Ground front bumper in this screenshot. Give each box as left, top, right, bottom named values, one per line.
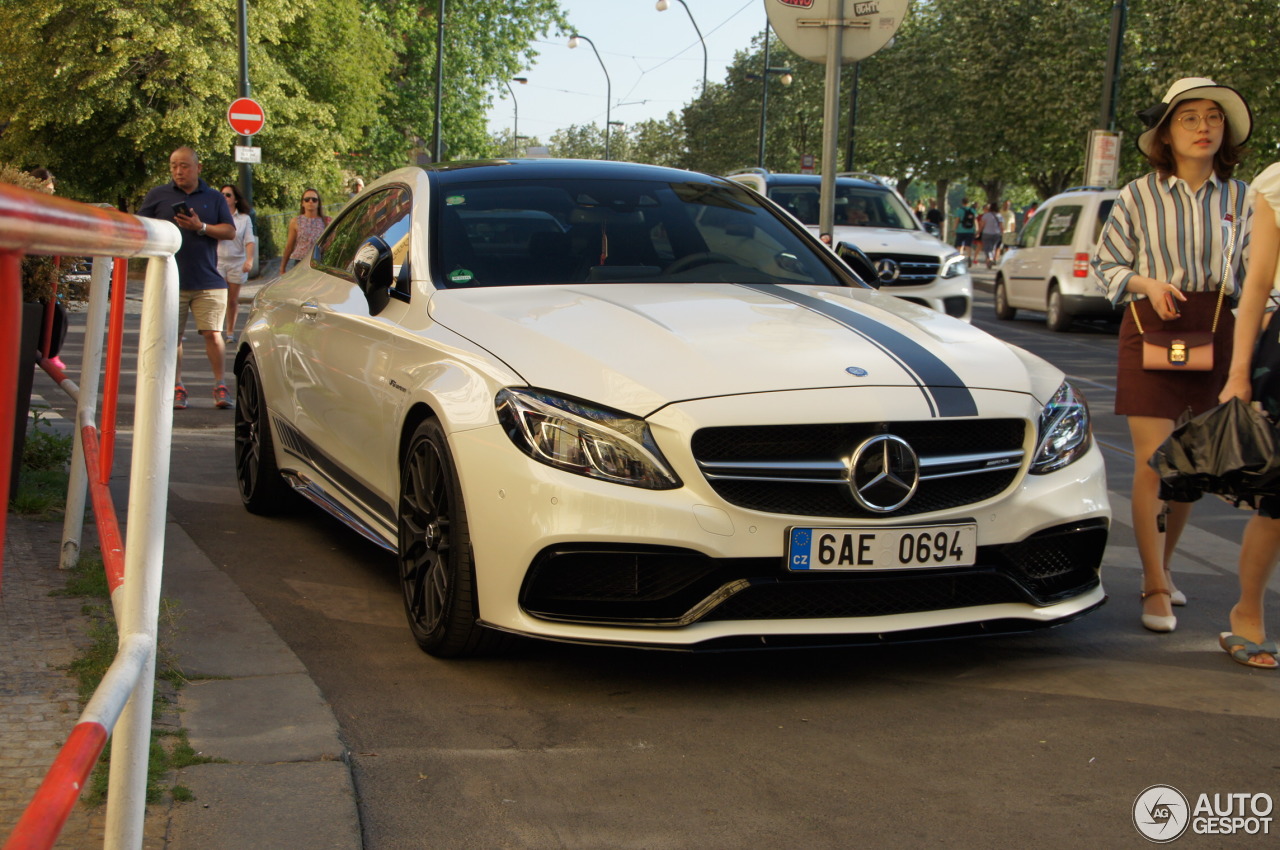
left=450, top=403, right=1110, bottom=648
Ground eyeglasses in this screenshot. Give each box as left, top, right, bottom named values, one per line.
left=302, top=197, right=320, bottom=203
left=222, top=192, right=235, bottom=199
left=1174, top=110, right=1225, bottom=131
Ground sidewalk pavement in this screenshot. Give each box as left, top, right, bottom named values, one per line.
left=2, top=261, right=364, bottom=849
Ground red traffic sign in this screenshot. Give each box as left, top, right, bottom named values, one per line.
left=227, top=98, right=265, bottom=137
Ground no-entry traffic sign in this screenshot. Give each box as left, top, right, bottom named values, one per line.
left=227, top=98, right=265, bottom=137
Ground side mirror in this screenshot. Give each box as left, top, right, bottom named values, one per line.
left=836, top=241, right=880, bottom=288
left=352, top=235, right=393, bottom=315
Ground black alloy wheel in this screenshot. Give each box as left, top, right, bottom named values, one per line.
left=397, top=418, right=502, bottom=657
left=234, top=354, right=290, bottom=513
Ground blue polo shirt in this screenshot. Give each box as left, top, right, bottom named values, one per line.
left=138, top=178, right=232, bottom=291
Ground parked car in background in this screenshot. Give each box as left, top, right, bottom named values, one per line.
left=994, top=187, right=1121, bottom=331
left=726, top=169, right=972, bottom=321
left=235, top=158, right=1108, bottom=657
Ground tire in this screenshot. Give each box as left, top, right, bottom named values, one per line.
left=1045, top=284, right=1073, bottom=332
left=234, top=354, right=292, bottom=514
left=993, top=278, right=1016, bottom=320
left=398, top=418, right=505, bottom=657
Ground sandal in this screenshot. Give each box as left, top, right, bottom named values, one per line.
left=1218, top=633, right=1279, bottom=669
left=1140, top=589, right=1176, bottom=633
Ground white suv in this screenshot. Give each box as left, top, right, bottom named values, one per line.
left=727, top=169, right=972, bottom=321
left=994, top=187, right=1121, bottom=331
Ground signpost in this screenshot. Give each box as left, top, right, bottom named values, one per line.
left=766, top=0, right=905, bottom=241
left=1084, top=130, right=1122, bottom=188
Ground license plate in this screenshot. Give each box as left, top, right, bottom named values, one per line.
left=787, top=524, right=977, bottom=571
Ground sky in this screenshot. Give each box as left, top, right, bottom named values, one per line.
left=484, top=0, right=773, bottom=143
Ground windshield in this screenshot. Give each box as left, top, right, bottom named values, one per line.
left=432, top=178, right=849, bottom=288
left=769, top=183, right=919, bottom=231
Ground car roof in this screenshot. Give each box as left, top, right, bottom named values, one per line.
left=729, top=171, right=884, bottom=191
left=420, top=158, right=725, bottom=188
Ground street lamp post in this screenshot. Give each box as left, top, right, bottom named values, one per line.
left=655, top=0, right=707, bottom=96
left=568, top=34, right=612, bottom=160
left=753, top=27, right=794, bottom=169
left=506, top=76, right=527, bottom=158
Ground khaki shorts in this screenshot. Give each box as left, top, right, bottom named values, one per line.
left=178, top=288, right=228, bottom=335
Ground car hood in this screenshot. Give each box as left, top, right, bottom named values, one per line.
left=429, top=283, right=1031, bottom=416
left=818, top=224, right=954, bottom=254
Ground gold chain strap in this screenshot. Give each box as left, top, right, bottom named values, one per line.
left=1130, top=181, right=1238, bottom=336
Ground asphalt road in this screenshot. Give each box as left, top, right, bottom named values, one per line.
left=41, top=288, right=1280, bottom=849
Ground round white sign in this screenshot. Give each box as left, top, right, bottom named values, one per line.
left=766, top=0, right=908, bottom=65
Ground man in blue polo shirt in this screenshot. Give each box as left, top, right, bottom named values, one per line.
left=138, top=147, right=235, bottom=410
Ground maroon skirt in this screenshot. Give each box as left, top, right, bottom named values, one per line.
left=1115, top=291, right=1235, bottom=420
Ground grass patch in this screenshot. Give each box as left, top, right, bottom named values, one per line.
left=10, top=405, right=72, bottom=518
left=58, top=550, right=209, bottom=806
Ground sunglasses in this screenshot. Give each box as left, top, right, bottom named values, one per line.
left=302, top=197, right=320, bottom=203
left=222, top=192, right=235, bottom=199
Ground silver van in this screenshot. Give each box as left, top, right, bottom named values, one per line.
left=994, top=188, right=1121, bottom=331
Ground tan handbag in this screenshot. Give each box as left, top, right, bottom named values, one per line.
left=1132, top=184, right=1237, bottom=371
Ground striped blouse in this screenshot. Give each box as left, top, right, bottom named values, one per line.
left=1092, top=172, right=1251, bottom=305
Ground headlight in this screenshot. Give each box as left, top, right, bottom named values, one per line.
left=1031, top=381, right=1092, bottom=474
left=496, top=388, right=681, bottom=489
left=940, top=253, right=968, bottom=279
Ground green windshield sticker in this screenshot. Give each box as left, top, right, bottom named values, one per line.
left=445, top=195, right=465, bottom=206
left=448, top=269, right=474, bottom=283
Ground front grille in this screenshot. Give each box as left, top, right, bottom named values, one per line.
left=692, top=420, right=1026, bottom=519
left=866, top=252, right=941, bottom=286
left=519, top=520, right=1107, bottom=626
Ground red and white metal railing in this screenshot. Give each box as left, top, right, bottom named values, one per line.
left=1, top=183, right=180, bottom=850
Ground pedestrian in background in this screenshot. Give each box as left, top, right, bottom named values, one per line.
left=279, top=188, right=330, bottom=275
left=349, top=177, right=365, bottom=199
left=999, top=199, right=1017, bottom=260
left=1214, top=159, right=1280, bottom=669
left=977, top=202, right=1003, bottom=268
left=1093, top=77, right=1252, bottom=634
left=925, top=199, right=945, bottom=238
left=218, top=183, right=256, bottom=342
left=138, top=146, right=236, bottom=410
left=954, top=198, right=978, bottom=264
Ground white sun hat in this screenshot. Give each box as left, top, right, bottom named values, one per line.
left=1136, top=77, right=1252, bottom=157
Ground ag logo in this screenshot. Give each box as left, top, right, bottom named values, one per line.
left=1133, top=784, right=1190, bottom=843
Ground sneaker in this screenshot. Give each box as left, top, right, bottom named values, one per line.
left=174, top=384, right=188, bottom=410
left=213, top=385, right=232, bottom=409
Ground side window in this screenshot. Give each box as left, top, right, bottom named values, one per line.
left=1040, top=204, right=1082, bottom=247
left=315, top=186, right=413, bottom=297
left=1018, top=210, right=1046, bottom=248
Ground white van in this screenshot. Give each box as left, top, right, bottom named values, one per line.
left=727, top=169, right=972, bottom=321
left=994, top=187, right=1121, bottom=331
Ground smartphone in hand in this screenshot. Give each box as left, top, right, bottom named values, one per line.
left=1164, top=292, right=1180, bottom=316
left=171, top=201, right=192, bottom=218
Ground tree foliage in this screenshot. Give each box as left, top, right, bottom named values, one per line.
left=0, top=0, right=567, bottom=210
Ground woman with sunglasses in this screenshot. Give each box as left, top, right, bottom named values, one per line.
left=1093, top=77, right=1253, bottom=634
left=280, top=188, right=330, bottom=275
left=218, top=184, right=256, bottom=341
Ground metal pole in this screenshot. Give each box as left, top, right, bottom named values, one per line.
left=571, top=35, right=611, bottom=160
left=1098, top=0, right=1128, bottom=131
left=506, top=80, right=519, bottom=158
left=433, top=0, right=445, bottom=162
left=818, top=0, right=845, bottom=241
left=236, top=0, right=253, bottom=211
left=758, top=24, right=771, bottom=169
left=844, top=61, right=860, bottom=172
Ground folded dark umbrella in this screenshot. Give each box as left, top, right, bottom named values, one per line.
left=1150, top=397, right=1280, bottom=504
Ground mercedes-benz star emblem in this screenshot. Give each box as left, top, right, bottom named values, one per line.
left=847, top=435, right=920, bottom=512
left=875, top=258, right=900, bottom=284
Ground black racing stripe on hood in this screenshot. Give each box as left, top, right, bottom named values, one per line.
left=738, top=283, right=979, bottom=418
